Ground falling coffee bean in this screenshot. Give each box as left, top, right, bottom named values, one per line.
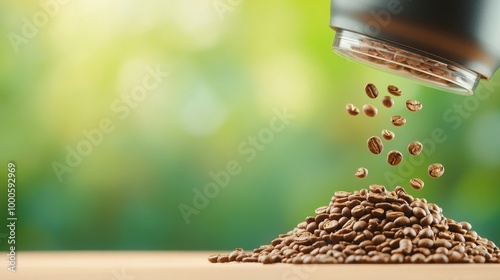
left=387, top=150, right=403, bottom=166
left=363, top=104, right=378, bottom=117
left=365, top=83, right=379, bottom=99
left=408, top=141, right=423, bottom=156
left=406, top=99, right=423, bottom=112
left=382, top=96, right=394, bottom=108
left=391, top=115, right=406, bottom=127
left=387, top=85, right=402, bottom=96
left=355, top=167, right=368, bottom=179
left=428, top=163, right=445, bottom=178
left=367, top=136, right=384, bottom=154
left=410, top=178, right=424, bottom=190
left=382, top=129, right=395, bottom=141
left=346, top=103, right=360, bottom=116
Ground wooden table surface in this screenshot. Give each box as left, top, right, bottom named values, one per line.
left=1, top=251, right=500, bottom=280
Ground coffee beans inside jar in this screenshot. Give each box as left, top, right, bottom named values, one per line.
left=209, top=186, right=500, bottom=264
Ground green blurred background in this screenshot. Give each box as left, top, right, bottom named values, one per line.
left=1, top=0, right=499, bottom=251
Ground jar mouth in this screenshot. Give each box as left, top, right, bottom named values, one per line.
left=333, top=29, right=481, bottom=95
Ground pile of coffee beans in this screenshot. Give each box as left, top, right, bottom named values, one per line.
left=348, top=83, right=443, bottom=190
left=208, top=185, right=500, bottom=264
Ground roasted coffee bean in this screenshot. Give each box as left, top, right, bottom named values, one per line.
left=410, top=178, right=424, bottom=190
left=367, top=136, right=384, bottom=154
left=371, top=208, right=385, bottom=219
left=363, top=104, right=378, bottom=117
left=391, top=115, right=406, bottom=127
left=431, top=253, right=449, bottom=263
left=403, top=227, right=417, bottom=238
left=365, top=83, right=379, bottom=99
left=351, top=205, right=365, bottom=218
left=382, top=96, right=394, bottom=108
left=355, top=167, right=368, bottom=179
left=394, top=216, right=411, bottom=227
left=208, top=254, right=219, bottom=263
left=459, top=221, right=472, bottom=231
left=418, top=238, right=434, bottom=249
left=390, top=253, right=404, bottom=263
left=406, top=99, right=423, bottom=112
left=387, top=85, right=402, bottom=96
left=386, top=211, right=404, bottom=221
left=399, top=239, right=413, bottom=254
left=387, top=150, right=403, bottom=166
left=382, top=129, right=395, bottom=141
left=428, top=163, right=445, bottom=178
left=408, top=141, right=423, bottom=156
left=410, top=253, right=425, bottom=263
left=217, top=255, right=229, bottom=263
left=353, top=221, right=368, bottom=232
left=346, top=103, right=360, bottom=116
left=412, top=208, right=427, bottom=220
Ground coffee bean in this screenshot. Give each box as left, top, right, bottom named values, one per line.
left=382, top=129, right=395, bottom=141
left=420, top=215, right=434, bottom=226
left=410, top=178, right=424, bottom=190
left=403, top=227, right=417, bottom=238
left=406, top=99, right=423, bottom=112
left=394, top=216, right=411, bottom=227
left=391, top=115, right=406, bottom=126
left=418, top=238, right=434, bottom=249
left=353, top=221, right=368, bottom=232
left=208, top=254, right=219, bottom=263
left=355, top=167, right=368, bottom=179
left=323, top=220, right=339, bottom=233
left=351, top=205, right=365, bottom=218
left=432, top=253, right=449, bottom=263
left=363, top=104, right=378, bottom=117
left=382, top=96, right=394, bottom=108
left=217, top=255, right=229, bottom=263
left=369, top=184, right=386, bottom=193
left=428, top=163, right=445, bottom=178
left=294, top=232, right=314, bottom=244
left=367, top=136, right=384, bottom=154
left=346, top=103, right=360, bottom=116
left=387, top=85, right=402, bottom=96
left=387, top=150, right=403, bottom=166
left=408, top=141, right=423, bottom=156
left=365, top=83, right=379, bottom=98
left=386, top=211, right=404, bottom=221
left=459, top=221, right=472, bottom=231
left=411, top=253, right=426, bottom=263
left=399, top=239, right=413, bottom=254
left=390, top=253, right=404, bottom=263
